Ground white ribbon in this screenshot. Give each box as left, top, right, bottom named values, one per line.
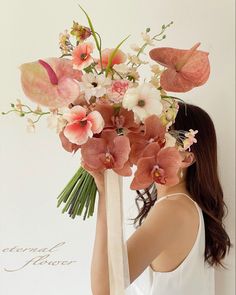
left=104, top=169, right=131, bottom=294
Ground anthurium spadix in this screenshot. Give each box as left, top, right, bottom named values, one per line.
left=19, top=57, right=82, bottom=108
left=149, top=42, right=210, bottom=92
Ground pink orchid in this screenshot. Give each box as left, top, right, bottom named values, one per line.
left=93, top=102, right=140, bottom=133
left=98, top=48, right=127, bottom=69
left=149, top=42, right=210, bottom=92
left=130, top=142, right=182, bottom=190
left=127, top=114, right=166, bottom=165
left=19, top=58, right=82, bottom=108
left=62, top=105, right=104, bottom=145
left=81, top=129, right=132, bottom=176
left=72, top=42, right=94, bottom=70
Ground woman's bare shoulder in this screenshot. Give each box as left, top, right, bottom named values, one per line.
left=144, top=194, right=197, bottom=228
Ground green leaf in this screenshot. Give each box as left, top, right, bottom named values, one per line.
left=79, top=5, right=100, bottom=51
left=105, top=34, right=130, bottom=77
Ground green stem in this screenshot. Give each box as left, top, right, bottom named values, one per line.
left=61, top=171, right=88, bottom=214
left=70, top=172, right=91, bottom=218
left=87, top=181, right=97, bottom=218
left=76, top=173, right=94, bottom=216
left=57, top=167, right=83, bottom=206
left=95, top=31, right=103, bottom=72
left=127, top=21, right=174, bottom=67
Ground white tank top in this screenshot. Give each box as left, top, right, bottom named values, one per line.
left=129, top=192, right=215, bottom=295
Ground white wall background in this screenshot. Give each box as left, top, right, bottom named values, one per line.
left=0, top=0, right=235, bottom=294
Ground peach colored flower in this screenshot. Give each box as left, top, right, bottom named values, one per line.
left=149, top=42, right=210, bottom=92
left=72, top=42, right=94, bottom=70
left=127, top=114, right=166, bottom=165
left=98, top=48, right=127, bottom=69
left=130, top=142, right=182, bottom=190
left=62, top=105, right=104, bottom=145
left=19, top=58, right=82, bottom=108
left=81, top=129, right=132, bottom=176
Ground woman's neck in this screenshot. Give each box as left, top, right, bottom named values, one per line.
left=155, top=180, right=189, bottom=200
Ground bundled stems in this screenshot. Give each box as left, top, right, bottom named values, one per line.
left=57, top=166, right=98, bottom=220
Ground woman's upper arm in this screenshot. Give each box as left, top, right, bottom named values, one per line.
left=126, top=200, right=185, bottom=284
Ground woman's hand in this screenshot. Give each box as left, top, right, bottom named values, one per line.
left=81, top=159, right=105, bottom=196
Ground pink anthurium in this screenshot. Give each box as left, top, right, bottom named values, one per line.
left=81, top=129, right=132, bottom=176
left=62, top=105, right=105, bottom=145
left=149, top=42, right=210, bottom=92
left=19, top=57, right=82, bottom=108
left=130, top=142, right=182, bottom=190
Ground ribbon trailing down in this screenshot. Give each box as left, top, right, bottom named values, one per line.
left=104, top=169, right=131, bottom=295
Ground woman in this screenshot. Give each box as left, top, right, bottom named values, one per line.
left=88, top=102, right=232, bottom=295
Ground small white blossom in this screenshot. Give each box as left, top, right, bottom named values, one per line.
left=130, top=43, right=141, bottom=52
left=15, top=99, right=23, bottom=111
left=163, top=133, right=177, bottom=148
left=141, top=32, right=155, bottom=46
left=127, top=67, right=140, bottom=81
left=149, top=76, right=160, bottom=88
left=127, top=54, right=148, bottom=66
left=47, top=113, right=67, bottom=133
left=151, top=64, right=162, bottom=75
left=34, top=104, right=42, bottom=113
left=113, top=63, right=129, bottom=75
left=26, top=118, right=35, bottom=133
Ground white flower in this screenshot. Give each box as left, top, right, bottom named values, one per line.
left=178, top=129, right=198, bottom=151
left=127, top=67, right=140, bottom=81
left=79, top=73, right=112, bottom=102
left=122, top=83, right=163, bottom=122
left=141, top=32, right=155, bottom=46
left=151, top=64, right=162, bottom=75
left=47, top=113, right=67, bottom=133
left=186, top=129, right=198, bottom=138
left=127, top=54, right=148, bottom=66
left=113, top=63, right=129, bottom=75
left=130, top=43, right=141, bottom=52
left=149, top=76, right=160, bottom=88
left=15, top=99, right=23, bottom=111
left=163, top=133, right=177, bottom=148
left=34, top=104, right=43, bottom=114
left=26, top=118, right=35, bottom=133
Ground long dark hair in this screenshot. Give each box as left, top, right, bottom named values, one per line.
left=130, top=102, right=232, bottom=268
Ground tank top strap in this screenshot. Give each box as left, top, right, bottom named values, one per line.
left=156, top=192, right=194, bottom=204
left=155, top=192, right=201, bottom=214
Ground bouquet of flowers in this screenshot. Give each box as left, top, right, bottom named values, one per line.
left=2, top=5, right=210, bottom=221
